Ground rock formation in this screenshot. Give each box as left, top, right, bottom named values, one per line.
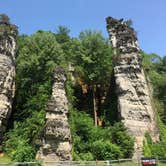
left=0, top=21, right=17, bottom=149
left=106, top=17, right=159, bottom=159
left=37, top=68, right=72, bottom=162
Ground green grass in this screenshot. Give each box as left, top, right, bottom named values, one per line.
left=0, top=154, right=11, bottom=163
left=0, top=155, right=15, bottom=166
left=100, top=161, right=166, bottom=166
left=0, top=159, right=164, bottom=166
left=72, top=161, right=166, bottom=166
left=158, top=161, right=166, bottom=166
left=109, top=161, right=139, bottom=166
left=109, top=161, right=166, bottom=166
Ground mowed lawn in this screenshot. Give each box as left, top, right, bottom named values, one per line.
left=110, top=161, right=166, bottom=166
left=0, top=154, right=11, bottom=163
left=0, top=158, right=165, bottom=166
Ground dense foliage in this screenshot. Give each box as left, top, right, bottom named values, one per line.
left=141, top=52, right=166, bottom=157
left=2, top=27, right=135, bottom=161
left=71, top=110, right=133, bottom=160
left=4, top=31, right=65, bottom=161
left=2, top=21, right=165, bottom=161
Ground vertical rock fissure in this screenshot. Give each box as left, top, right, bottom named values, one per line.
left=0, top=22, right=17, bottom=150
left=106, top=17, right=159, bottom=159
left=37, top=68, right=72, bottom=161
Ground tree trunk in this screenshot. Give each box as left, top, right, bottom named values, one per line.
left=93, top=85, right=98, bottom=127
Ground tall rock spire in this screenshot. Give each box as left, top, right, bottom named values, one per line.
left=0, top=17, right=17, bottom=150
left=106, top=17, right=159, bottom=159
left=37, top=67, right=72, bottom=162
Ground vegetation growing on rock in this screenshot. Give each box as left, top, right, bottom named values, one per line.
left=0, top=15, right=165, bottom=161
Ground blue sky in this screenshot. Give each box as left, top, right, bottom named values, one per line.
left=0, top=0, right=166, bottom=56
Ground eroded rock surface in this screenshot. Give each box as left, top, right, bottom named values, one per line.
left=0, top=22, right=17, bottom=149
left=106, top=17, right=159, bottom=159
left=37, top=68, right=72, bottom=162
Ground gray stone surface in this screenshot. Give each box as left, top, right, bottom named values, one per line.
left=106, top=17, right=159, bottom=159
left=37, top=68, right=72, bottom=161
left=0, top=23, right=17, bottom=149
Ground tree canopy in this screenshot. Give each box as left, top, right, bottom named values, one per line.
left=1, top=22, right=165, bottom=161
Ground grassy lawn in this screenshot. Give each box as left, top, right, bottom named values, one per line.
left=0, top=159, right=164, bottom=166
left=158, top=161, right=166, bottom=166
left=0, top=154, right=15, bottom=166
left=109, top=161, right=140, bottom=166
left=0, top=154, right=11, bottom=163
left=75, top=161, right=166, bottom=165
left=110, top=161, right=166, bottom=166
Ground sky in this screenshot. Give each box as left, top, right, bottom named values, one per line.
left=0, top=0, right=166, bottom=56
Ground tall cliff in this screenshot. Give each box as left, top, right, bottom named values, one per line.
left=37, top=68, right=72, bottom=162
left=106, top=17, right=159, bottom=159
left=0, top=21, right=17, bottom=149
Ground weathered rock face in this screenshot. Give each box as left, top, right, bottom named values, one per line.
left=106, top=17, right=159, bottom=159
left=0, top=23, right=17, bottom=148
left=37, top=68, right=72, bottom=161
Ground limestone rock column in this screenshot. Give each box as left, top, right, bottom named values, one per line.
left=106, top=17, right=159, bottom=159
left=0, top=22, right=17, bottom=149
left=37, top=68, right=72, bottom=162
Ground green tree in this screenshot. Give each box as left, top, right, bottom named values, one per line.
left=76, top=30, right=113, bottom=126
left=15, top=31, right=65, bottom=119
left=70, top=109, right=134, bottom=160
left=142, top=52, right=166, bottom=156
left=91, top=140, right=122, bottom=160
left=55, top=25, right=70, bottom=43
left=4, top=31, right=65, bottom=161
